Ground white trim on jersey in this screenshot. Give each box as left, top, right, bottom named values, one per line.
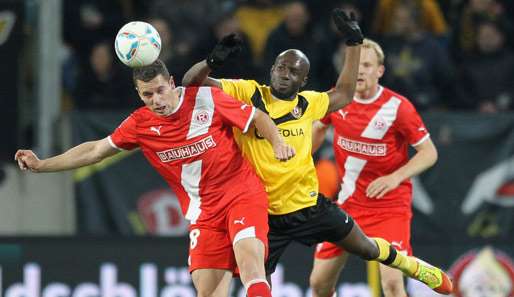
left=361, top=96, right=402, bottom=140
left=233, top=226, right=256, bottom=245
left=187, top=87, right=215, bottom=139
left=242, top=106, right=256, bottom=133
left=107, top=136, right=124, bottom=151
left=412, top=133, right=430, bottom=147
left=353, top=85, right=384, bottom=104
left=182, top=160, right=203, bottom=224
left=337, top=156, right=367, bottom=204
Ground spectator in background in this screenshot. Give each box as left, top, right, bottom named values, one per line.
left=191, top=6, right=259, bottom=80
left=235, top=0, right=284, bottom=63
left=73, top=41, right=135, bottom=110
left=451, top=0, right=511, bottom=60
left=262, top=1, right=323, bottom=89
left=456, top=19, right=514, bottom=112
left=149, top=0, right=222, bottom=67
left=372, top=0, right=448, bottom=40
left=379, top=1, right=454, bottom=110
left=147, top=17, right=193, bottom=84
left=63, top=0, right=128, bottom=62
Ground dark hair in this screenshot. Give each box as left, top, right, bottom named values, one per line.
left=132, top=59, right=170, bottom=88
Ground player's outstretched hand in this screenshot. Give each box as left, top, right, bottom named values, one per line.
left=273, top=142, right=296, bottom=162
left=14, top=150, right=42, bottom=172
left=206, top=33, right=243, bottom=70
left=366, top=174, right=401, bottom=198
left=332, top=8, right=363, bottom=46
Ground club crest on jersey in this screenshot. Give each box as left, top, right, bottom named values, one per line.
left=292, top=106, right=303, bottom=119
left=373, top=117, right=387, bottom=130
left=193, top=110, right=210, bottom=125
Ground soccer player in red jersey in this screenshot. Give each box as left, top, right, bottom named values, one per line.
left=310, top=38, right=441, bottom=297
left=14, top=59, right=296, bottom=297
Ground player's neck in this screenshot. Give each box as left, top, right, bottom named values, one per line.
left=356, top=85, right=381, bottom=102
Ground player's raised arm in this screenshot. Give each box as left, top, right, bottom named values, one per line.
left=252, top=109, right=296, bottom=161
left=326, top=9, right=363, bottom=114
left=14, top=138, right=119, bottom=173
left=182, top=33, right=243, bottom=88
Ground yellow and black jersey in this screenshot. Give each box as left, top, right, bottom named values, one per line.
left=220, top=79, right=329, bottom=215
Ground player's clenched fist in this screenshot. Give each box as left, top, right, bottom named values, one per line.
left=332, top=8, right=363, bottom=46
left=273, top=142, right=296, bottom=161
left=207, top=33, right=243, bottom=70
left=14, top=150, right=41, bottom=172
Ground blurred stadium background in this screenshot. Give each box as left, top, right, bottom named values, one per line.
left=0, top=0, right=514, bottom=296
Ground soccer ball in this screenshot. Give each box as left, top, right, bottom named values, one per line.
left=114, top=21, right=161, bottom=67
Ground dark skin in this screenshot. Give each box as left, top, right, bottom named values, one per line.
left=269, top=50, right=310, bottom=100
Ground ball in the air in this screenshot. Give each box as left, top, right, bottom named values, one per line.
left=114, top=21, right=161, bottom=67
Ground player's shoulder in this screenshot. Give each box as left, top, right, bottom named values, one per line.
left=298, top=89, right=325, bottom=101
left=298, top=90, right=328, bottom=103
left=129, top=106, right=153, bottom=122
left=381, top=87, right=410, bottom=104
left=221, top=78, right=261, bottom=88
left=381, top=86, right=417, bottom=111
left=182, top=85, right=220, bottom=100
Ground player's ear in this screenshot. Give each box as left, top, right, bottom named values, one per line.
left=301, top=75, right=308, bottom=88
left=377, top=65, right=385, bottom=79
left=169, top=76, right=176, bottom=88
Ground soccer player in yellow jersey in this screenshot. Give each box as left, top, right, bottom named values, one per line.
left=183, top=9, right=453, bottom=296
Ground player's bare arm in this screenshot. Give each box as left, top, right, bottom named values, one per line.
left=14, top=138, right=120, bottom=173
left=312, top=121, right=329, bottom=153
left=252, top=109, right=296, bottom=161
left=182, top=34, right=242, bottom=88
left=366, top=137, right=438, bottom=198
left=326, top=9, right=363, bottom=114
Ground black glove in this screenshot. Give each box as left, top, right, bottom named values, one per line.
left=332, top=9, right=363, bottom=46
left=206, top=33, right=243, bottom=70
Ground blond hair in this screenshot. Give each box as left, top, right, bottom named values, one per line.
left=362, top=38, right=385, bottom=65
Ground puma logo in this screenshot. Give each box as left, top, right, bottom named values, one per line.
left=339, top=110, right=348, bottom=120
left=234, top=217, right=245, bottom=225
left=150, top=126, right=162, bottom=136
left=391, top=240, right=403, bottom=249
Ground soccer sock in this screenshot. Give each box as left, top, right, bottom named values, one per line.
left=246, top=279, right=272, bottom=297
left=372, top=237, right=419, bottom=276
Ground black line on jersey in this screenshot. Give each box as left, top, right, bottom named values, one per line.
left=250, top=87, right=309, bottom=125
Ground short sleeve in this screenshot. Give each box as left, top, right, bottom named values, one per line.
left=320, top=113, right=332, bottom=125
left=300, top=90, right=329, bottom=120
left=220, top=79, right=255, bottom=105
left=396, top=99, right=430, bottom=146
left=211, top=88, right=256, bottom=133
left=109, top=116, right=139, bottom=150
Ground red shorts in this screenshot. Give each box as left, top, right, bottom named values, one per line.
left=188, top=195, right=269, bottom=273
left=315, top=205, right=412, bottom=259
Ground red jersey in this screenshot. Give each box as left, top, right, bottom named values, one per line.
left=109, top=86, right=265, bottom=225
left=321, top=86, right=429, bottom=211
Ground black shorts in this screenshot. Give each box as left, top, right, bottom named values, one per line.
left=266, top=194, right=354, bottom=274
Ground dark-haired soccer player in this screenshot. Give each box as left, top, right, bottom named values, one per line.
left=182, top=8, right=453, bottom=295
left=15, top=59, right=296, bottom=297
